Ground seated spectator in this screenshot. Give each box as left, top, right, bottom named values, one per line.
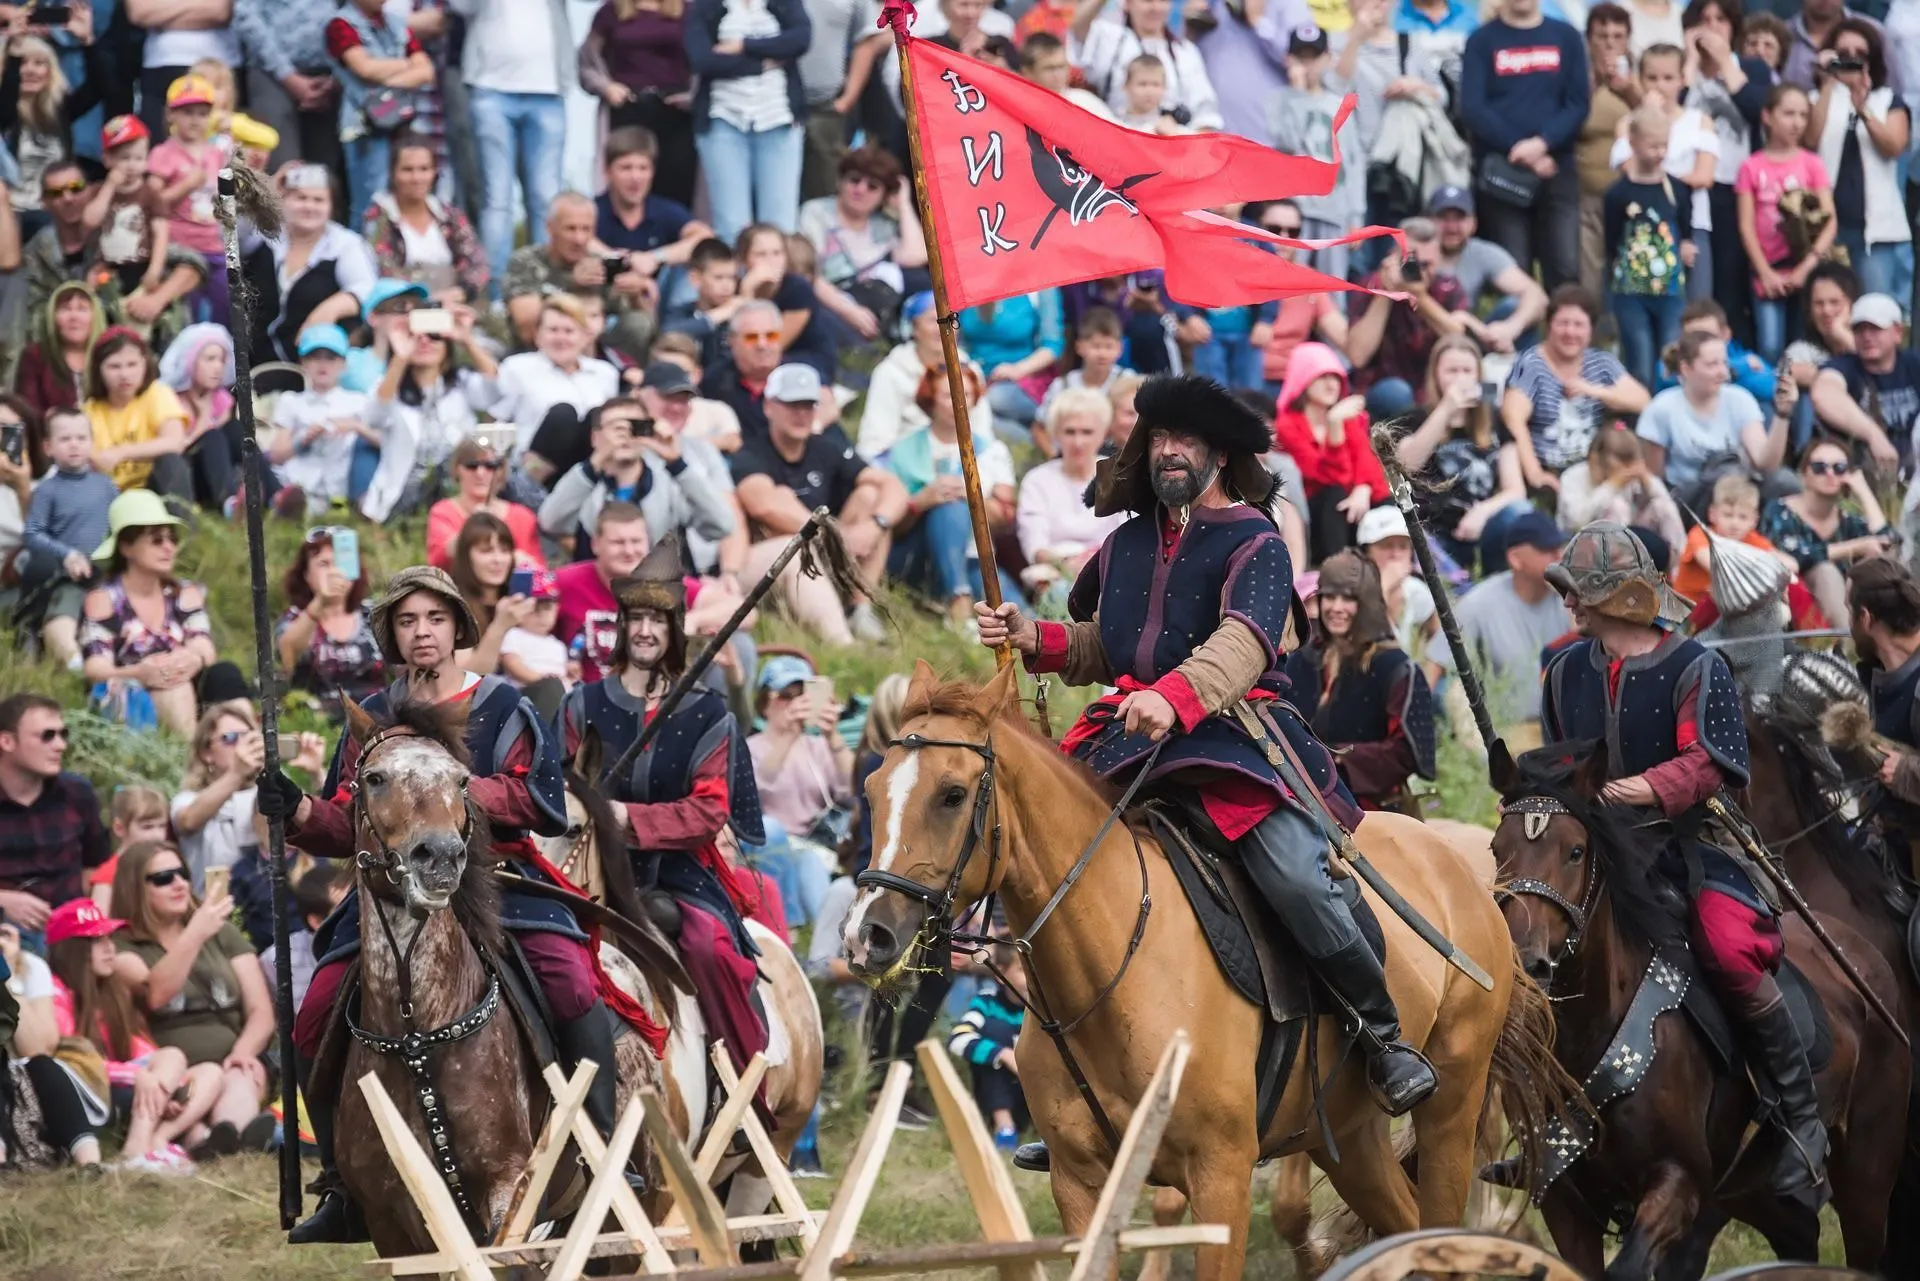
left=1812, top=292, right=1920, bottom=480
left=1071, top=0, right=1221, bottom=129
left=91, top=786, right=170, bottom=913
left=275, top=530, right=384, bottom=719
left=258, top=863, right=346, bottom=1012
left=83, top=327, right=191, bottom=499
left=634, top=359, right=749, bottom=577
left=1500, top=285, right=1647, bottom=491
left=1425, top=512, right=1571, bottom=726
left=554, top=501, right=655, bottom=682
left=109, top=840, right=276, bottom=1154
left=157, top=325, right=238, bottom=513
left=1356, top=506, right=1440, bottom=657
left=1038, top=306, right=1130, bottom=426
left=1781, top=262, right=1859, bottom=452
left=1637, top=328, right=1794, bottom=510
left=361, top=303, right=500, bottom=523
left=172, top=706, right=269, bottom=889
left=1392, top=335, right=1530, bottom=574
left=47, top=898, right=222, bottom=1174
left=266, top=165, right=380, bottom=362
left=0, top=693, right=109, bottom=950
left=1557, top=424, right=1687, bottom=555
left=1017, top=388, right=1128, bottom=610
left=361, top=133, right=489, bottom=305
left=1, top=16, right=120, bottom=243
left=960, top=289, right=1064, bottom=450
left=748, top=655, right=855, bottom=843
left=495, top=295, right=621, bottom=483
left=1428, top=187, right=1549, bottom=355
left=448, top=510, right=534, bottom=677
left=887, top=366, right=1023, bottom=625
left=3, top=915, right=106, bottom=1172
left=22, top=405, right=116, bottom=669
left=326, top=0, right=435, bottom=220
left=81, top=492, right=215, bottom=737
left=660, top=236, right=746, bottom=371
left=702, top=298, right=793, bottom=443
left=945, top=944, right=1028, bottom=1151
left=647, top=333, right=743, bottom=451
left=1250, top=200, right=1348, bottom=391
left=1273, top=342, right=1388, bottom=561
left=1108, top=372, right=1142, bottom=450
left=1763, top=437, right=1894, bottom=629
left=427, top=438, right=545, bottom=571
left=0, top=395, right=27, bottom=562
left=540, top=394, right=735, bottom=562
left=797, top=145, right=929, bottom=343
left=264, top=326, right=376, bottom=515
left=732, top=364, right=904, bottom=645
left=1807, top=21, right=1909, bottom=304
left=860, top=291, right=989, bottom=461
left=499, top=569, right=571, bottom=692
left=14, top=281, right=102, bottom=421
left=1348, top=217, right=1470, bottom=422
left=1671, top=298, right=1776, bottom=403
left=1674, top=472, right=1801, bottom=604
left=736, top=222, right=839, bottom=379
left=506, top=191, right=657, bottom=361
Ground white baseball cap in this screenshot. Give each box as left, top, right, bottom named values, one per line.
left=1852, top=293, right=1904, bottom=330
left=765, top=363, right=824, bottom=404
left=1356, top=505, right=1409, bottom=546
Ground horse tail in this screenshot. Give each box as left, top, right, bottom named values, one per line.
left=1484, top=947, right=1588, bottom=1198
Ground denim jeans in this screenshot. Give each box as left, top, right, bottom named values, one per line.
left=694, top=118, right=804, bottom=245
left=887, top=500, right=1025, bottom=604
left=1611, top=292, right=1684, bottom=391
left=1362, top=377, right=1417, bottom=424
left=743, top=817, right=831, bottom=928
left=1860, top=240, right=1915, bottom=313
left=1753, top=295, right=1796, bottom=365
left=1190, top=333, right=1265, bottom=389
left=1687, top=227, right=1714, bottom=303
left=343, top=134, right=392, bottom=232
left=470, top=88, right=567, bottom=297
left=986, top=380, right=1040, bottom=446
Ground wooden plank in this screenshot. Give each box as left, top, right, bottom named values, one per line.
left=1065, top=1030, right=1191, bottom=1281
left=913, top=1039, right=1042, bottom=1281
left=712, top=1046, right=820, bottom=1249
left=664, top=1050, right=770, bottom=1231
left=372, top=1212, right=829, bottom=1275
left=355, top=1071, right=494, bottom=1281
left=641, top=1084, right=735, bottom=1267
left=551, top=1093, right=650, bottom=1281
left=499, top=1059, right=597, bottom=1245
left=557, top=1065, right=678, bottom=1275
left=797, top=1060, right=910, bottom=1281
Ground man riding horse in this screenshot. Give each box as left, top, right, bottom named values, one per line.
left=976, top=373, right=1436, bottom=1173
left=557, top=536, right=772, bottom=1099
left=1285, top=550, right=1437, bottom=814
left=1538, top=522, right=1827, bottom=1204
left=259, top=567, right=630, bottom=1244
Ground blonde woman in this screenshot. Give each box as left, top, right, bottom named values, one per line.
left=1, top=15, right=117, bottom=241
left=1394, top=335, right=1530, bottom=574
left=581, top=0, right=696, bottom=206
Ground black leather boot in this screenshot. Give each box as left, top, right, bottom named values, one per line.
left=1011, top=1142, right=1050, bottom=1172
left=1735, top=976, right=1829, bottom=1207
left=1315, top=936, right=1438, bottom=1116
left=557, top=1002, right=646, bottom=1193
left=287, top=1056, right=369, bottom=1245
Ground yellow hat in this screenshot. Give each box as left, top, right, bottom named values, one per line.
left=229, top=113, right=279, bottom=153
left=165, top=75, right=216, bottom=109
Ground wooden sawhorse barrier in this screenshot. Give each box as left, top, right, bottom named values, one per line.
left=363, top=1028, right=1222, bottom=1279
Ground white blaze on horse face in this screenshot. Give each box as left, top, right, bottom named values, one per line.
left=842, top=754, right=920, bottom=954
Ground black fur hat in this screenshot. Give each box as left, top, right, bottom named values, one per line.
left=1092, top=373, right=1277, bottom=517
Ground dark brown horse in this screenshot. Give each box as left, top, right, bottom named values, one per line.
left=1494, top=744, right=1907, bottom=1281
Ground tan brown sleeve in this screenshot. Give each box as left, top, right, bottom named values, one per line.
left=1169, top=618, right=1269, bottom=720
left=1055, top=617, right=1117, bottom=687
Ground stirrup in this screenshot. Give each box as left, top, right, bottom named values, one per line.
left=1364, top=1038, right=1439, bottom=1117
left=288, top=1187, right=369, bottom=1245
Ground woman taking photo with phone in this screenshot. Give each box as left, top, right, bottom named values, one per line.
left=360, top=303, right=499, bottom=523
left=275, top=528, right=384, bottom=717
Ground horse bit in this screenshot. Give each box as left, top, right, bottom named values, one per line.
left=343, top=724, right=500, bottom=1228
left=855, top=727, right=1161, bottom=1154
left=1495, top=794, right=1599, bottom=991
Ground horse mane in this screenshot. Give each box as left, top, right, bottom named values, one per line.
left=908, top=677, right=1119, bottom=799
left=1506, top=746, right=1690, bottom=957
left=1745, top=710, right=1902, bottom=924
left=378, top=696, right=474, bottom=767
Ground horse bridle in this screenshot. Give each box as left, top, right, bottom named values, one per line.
left=854, top=728, right=1161, bottom=1154
left=343, top=723, right=499, bottom=1229
left=1495, top=794, right=1601, bottom=990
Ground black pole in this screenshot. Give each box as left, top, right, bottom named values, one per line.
left=218, top=169, right=301, bottom=1228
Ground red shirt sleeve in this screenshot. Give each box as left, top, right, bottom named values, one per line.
left=1346, top=415, right=1389, bottom=495
left=405, top=31, right=424, bottom=57
left=425, top=501, right=461, bottom=571
left=1641, top=684, right=1732, bottom=817
left=324, top=17, right=364, bottom=59
left=507, top=505, right=547, bottom=569
left=623, top=739, right=731, bottom=850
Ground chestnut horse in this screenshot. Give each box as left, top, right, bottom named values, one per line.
left=842, top=663, right=1562, bottom=1281
left=1495, top=744, right=1907, bottom=1280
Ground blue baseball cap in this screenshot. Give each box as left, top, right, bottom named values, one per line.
left=296, top=324, right=350, bottom=359
left=903, top=291, right=936, bottom=323
left=1428, top=185, right=1474, bottom=216
left=756, top=654, right=816, bottom=694
left=1506, top=510, right=1568, bottom=551
left=363, top=278, right=430, bottom=319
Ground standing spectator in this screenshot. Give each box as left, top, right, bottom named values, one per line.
left=0, top=694, right=109, bottom=948
left=493, top=294, right=621, bottom=476
left=959, top=291, right=1064, bottom=451
left=80, top=491, right=216, bottom=737
left=1812, top=292, right=1920, bottom=477
left=686, top=0, right=811, bottom=243
left=326, top=0, right=435, bottom=221
left=1736, top=83, right=1834, bottom=363
left=792, top=0, right=884, bottom=200
left=1500, top=285, right=1648, bottom=490
left=2, top=16, right=120, bottom=243
left=581, top=0, right=700, bottom=209
left=171, top=705, right=265, bottom=889
left=1070, top=0, right=1223, bottom=130
left=455, top=0, right=575, bottom=295
left=1268, top=24, right=1366, bottom=287
left=82, top=327, right=191, bottom=499
left=127, top=0, right=240, bottom=140
left=1783, top=0, right=1885, bottom=92
left=1808, top=22, right=1910, bottom=305
left=1617, top=43, right=1720, bottom=304
left=1274, top=343, right=1389, bottom=559
left=1348, top=217, right=1470, bottom=421
left=1685, top=0, right=1770, bottom=350
left=23, top=405, right=117, bottom=669
left=1017, top=388, right=1126, bottom=608
left=156, top=324, right=238, bottom=513
left=1635, top=328, right=1792, bottom=506
left=859, top=291, right=988, bottom=460
left=1393, top=335, right=1530, bottom=573
left=1325, top=0, right=1452, bottom=173
left=1459, top=0, right=1590, bottom=293
left=145, top=76, right=227, bottom=324
left=267, top=166, right=380, bottom=362
left=233, top=0, right=343, bottom=173
left=1781, top=260, right=1858, bottom=450
left=1017, top=30, right=1118, bottom=121
left=1427, top=187, right=1549, bottom=356
left=14, top=281, right=102, bottom=421
left=275, top=529, right=384, bottom=718
left=1557, top=424, right=1688, bottom=552
left=360, top=135, right=489, bottom=305
left=360, top=305, right=499, bottom=522
left=1606, top=105, right=1696, bottom=390
left=426, top=437, right=545, bottom=569
left=1578, top=5, right=1641, bottom=300
left=1763, top=437, right=1893, bottom=627
left=1425, top=510, right=1570, bottom=725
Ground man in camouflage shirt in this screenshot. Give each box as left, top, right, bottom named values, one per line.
left=504, top=192, right=656, bottom=361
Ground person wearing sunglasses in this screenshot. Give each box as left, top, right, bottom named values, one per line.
left=1763, top=437, right=1894, bottom=628
left=796, top=146, right=928, bottom=344
left=703, top=295, right=821, bottom=447
left=0, top=692, right=110, bottom=952
left=79, top=489, right=215, bottom=737
left=424, top=436, right=546, bottom=571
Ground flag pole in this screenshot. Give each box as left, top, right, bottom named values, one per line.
left=885, top=4, right=1014, bottom=671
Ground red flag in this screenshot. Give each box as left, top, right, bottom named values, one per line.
left=884, top=3, right=1390, bottom=311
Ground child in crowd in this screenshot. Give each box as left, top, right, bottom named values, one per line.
left=1614, top=45, right=1718, bottom=305
left=259, top=862, right=344, bottom=1011
left=947, top=944, right=1029, bottom=1152
left=1039, top=308, right=1130, bottom=418
left=85, top=116, right=170, bottom=324
left=1606, top=105, right=1695, bottom=390
left=145, top=75, right=227, bottom=325
left=1266, top=25, right=1363, bottom=286
left=267, top=325, right=377, bottom=514
left=1181, top=239, right=1278, bottom=393
left=89, top=785, right=172, bottom=912
left=1736, top=84, right=1834, bottom=363
left=228, top=114, right=280, bottom=173
left=187, top=56, right=240, bottom=161
left=500, top=570, right=571, bottom=689
left=1117, top=55, right=1187, bottom=134
left=1674, top=473, right=1801, bottom=604
left=1666, top=299, right=1777, bottom=401
left=661, top=238, right=744, bottom=372
left=1742, top=13, right=1790, bottom=77
left=23, top=406, right=119, bottom=669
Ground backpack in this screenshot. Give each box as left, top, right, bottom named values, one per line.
left=1365, top=35, right=1426, bottom=224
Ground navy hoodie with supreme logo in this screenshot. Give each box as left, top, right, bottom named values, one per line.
left=1459, top=16, right=1592, bottom=163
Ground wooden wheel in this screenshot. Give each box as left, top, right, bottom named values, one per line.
left=1318, top=1228, right=1587, bottom=1281
left=1703, top=1267, right=1876, bottom=1280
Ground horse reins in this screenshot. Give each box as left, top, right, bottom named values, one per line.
left=1495, top=794, right=1601, bottom=993
left=344, top=724, right=499, bottom=1228
left=855, top=728, right=1163, bottom=1154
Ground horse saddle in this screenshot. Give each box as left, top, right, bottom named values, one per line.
left=1674, top=948, right=1834, bottom=1079
left=1140, top=799, right=1386, bottom=1143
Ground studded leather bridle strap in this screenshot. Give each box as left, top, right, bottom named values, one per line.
left=1495, top=793, right=1601, bottom=976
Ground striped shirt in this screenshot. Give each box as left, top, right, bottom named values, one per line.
left=945, top=984, right=1025, bottom=1067
left=708, top=0, right=794, bottom=133
left=1505, top=344, right=1630, bottom=475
